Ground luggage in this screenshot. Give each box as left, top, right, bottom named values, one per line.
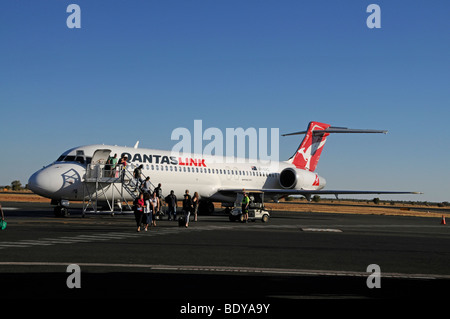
left=178, top=216, right=185, bottom=227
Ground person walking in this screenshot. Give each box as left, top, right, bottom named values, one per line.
left=119, top=155, right=128, bottom=181
left=241, top=191, right=250, bottom=223
left=149, top=191, right=159, bottom=227
left=134, top=193, right=145, bottom=232
left=143, top=192, right=151, bottom=231
left=133, top=164, right=144, bottom=191
left=0, top=203, right=6, bottom=230
left=192, top=192, right=199, bottom=222
left=165, top=190, right=177, bottom=221
left=182, top=190, right=193, bottom=228
left=142, top=177, right=152, bottom=194
left=154, top=183, right=163, bottom=217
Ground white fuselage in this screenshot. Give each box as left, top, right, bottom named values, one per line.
left=28, top=144, right=326, bottom=204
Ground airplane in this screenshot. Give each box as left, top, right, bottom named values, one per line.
left=28, top=121, right=421, bottom=216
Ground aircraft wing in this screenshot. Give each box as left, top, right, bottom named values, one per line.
left=217, top=188, right=422, bottom=199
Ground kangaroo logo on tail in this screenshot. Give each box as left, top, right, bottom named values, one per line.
left=284, top=121, right=388, bottom=172
left=290, top=122, right=330, bottom=172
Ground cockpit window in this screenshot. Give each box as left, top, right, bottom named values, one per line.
left=62, top=156, right=76, bottom=162
left=56, top=150, right=89, bottom=165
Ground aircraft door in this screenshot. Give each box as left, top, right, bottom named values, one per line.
left=91, top=149, right=112, bottom=165
left=88, top=149, right=112, bottom=179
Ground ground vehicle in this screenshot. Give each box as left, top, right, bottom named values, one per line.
left=229, top=191, right=270, bottom=222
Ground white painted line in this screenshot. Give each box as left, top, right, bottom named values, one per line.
left=0, top=262, right=448, bottom=280
left=14, top=240, right=54, bottom=246
left=70, top=235, right=111, bottom=241
left=301, top=228, right=343, bottom=232
left=40, top=237, right=91, bottom=243
left=0, top=244, right=30, bottom=248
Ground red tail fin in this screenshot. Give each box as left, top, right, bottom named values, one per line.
left=289, top=121, right=331, bottom=172
left=285, top=122, right=388, bottom=172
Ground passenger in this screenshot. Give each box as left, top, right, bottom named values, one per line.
left=149, top=191, right=159, bottom=227
left=105, top=155, right=112, bottom=172
left=165, top=190, right=177, bottom=221
left=142, top=177, right=152, bottom=194
left=133, top=164, right=144, bottom=191
left=242, top=192, right=250, bottom=223
left=0, top=203, right=6, bottom=230
left=118, top=155, right=128, bottom=168
left=109, top=153, right=118, bottom=177
left=119, top=155, right=128, bottom=180
left=143, top=192, right=151, bottom=231
left=154, top=183, right=163, bottom=217
left=154, top=183, right=162, bottom=198
left=192, top=192, right=199, bottom=222
left=182, top=190, right=193, bottom=228
left=134, top=193, right=145, bottom=232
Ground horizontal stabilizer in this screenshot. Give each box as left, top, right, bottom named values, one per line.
left=282, top=126, right=388, bottom=136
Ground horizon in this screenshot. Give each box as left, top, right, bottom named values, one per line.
left=1, top=1, right=449, bottom=202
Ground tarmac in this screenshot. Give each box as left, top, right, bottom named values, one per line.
left=1, top=201, right=449, bottom=312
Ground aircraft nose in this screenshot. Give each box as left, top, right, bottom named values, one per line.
left=28, top=167, right=61, bottom=197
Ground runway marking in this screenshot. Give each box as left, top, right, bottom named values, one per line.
left=0, top=223, right=346, bottom=251
left=301, top=228, right=342, bottom=232
left=0, top=224, right=242, bottom=250
left=6, top=222, right=441, bottom=251
left=0, top=261, right=449, bottom=280
left=0, top=242, right=31, bottom=248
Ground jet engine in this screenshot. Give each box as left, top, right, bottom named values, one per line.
left=278, top=167, right=326, bottom=190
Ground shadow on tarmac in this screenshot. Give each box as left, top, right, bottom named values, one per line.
left=2, top=271, right=448, bottom=300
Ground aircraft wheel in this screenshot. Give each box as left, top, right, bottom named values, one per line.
left=53, top=207, right=61, bottom=217
left=54, top=207, right=69, bottom=217
left=199, top=200, right=215, bottom=215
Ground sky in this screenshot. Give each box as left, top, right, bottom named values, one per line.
left=0, top=0, right=449, bottom=202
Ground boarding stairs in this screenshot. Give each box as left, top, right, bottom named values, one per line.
left=82, top=163, right=155, bottom=216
